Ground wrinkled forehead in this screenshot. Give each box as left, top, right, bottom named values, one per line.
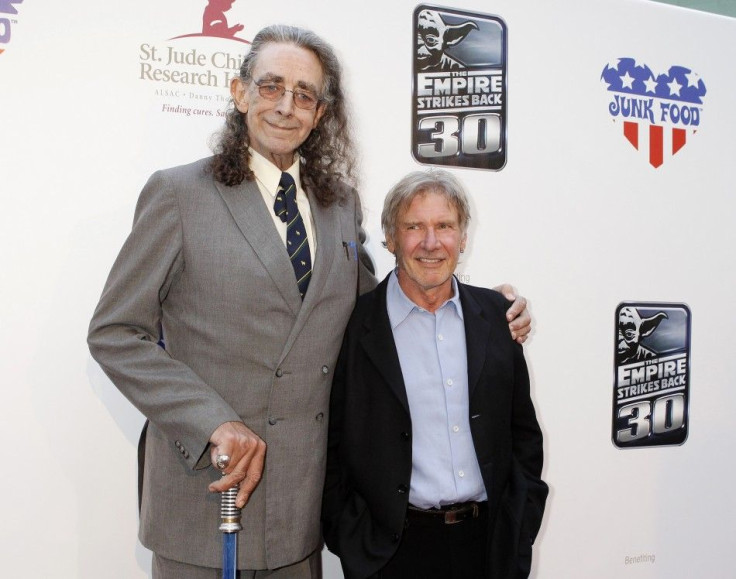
left=401, top=188, right=460, bottom=220
left=418, top=10, right=444, bottom=34
left=252, top=42, right=325, bottom=90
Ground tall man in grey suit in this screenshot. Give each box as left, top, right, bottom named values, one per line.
left=322, top=170, right=547, bottom=579
left=88, top=25, right=531, bottom=579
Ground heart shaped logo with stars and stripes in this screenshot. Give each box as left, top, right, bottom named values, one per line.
left=601, top=58, right=706, bottom=169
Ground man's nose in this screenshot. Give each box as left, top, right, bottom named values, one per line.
left=421, top=228, right=440, bottom=248
left=274, top=90, right=296, bottom=115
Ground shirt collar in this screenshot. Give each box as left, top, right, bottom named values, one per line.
left=386, top=269, right=463, bottom=330
left=248, top=148, right=301, bottom=199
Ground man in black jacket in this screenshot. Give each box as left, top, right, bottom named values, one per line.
left=322, top=169, right=547, bottom=579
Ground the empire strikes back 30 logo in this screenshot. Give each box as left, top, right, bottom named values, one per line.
left=1, top=0, right=24, bottom=56
left=601, top=58, right=707, bottom=169
left=412, top=5, right=507, bottom=170
left=613, top=303, right=691, bottom=449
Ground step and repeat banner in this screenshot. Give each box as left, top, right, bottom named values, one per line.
left=2, top=0, right=735, bottom=577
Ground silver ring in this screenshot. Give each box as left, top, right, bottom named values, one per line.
left=215, top=454, right=230, bottom=470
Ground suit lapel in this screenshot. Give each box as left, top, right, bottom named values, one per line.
left=360, top=277, right=410, bottom=414
left=214, top=178, right=302, bottom=315
left=459, top=283, right=493, bottom=400
left=300, top=192, right=335, bottom=314
left=215, top=178, right=344, bottom=362
left=275, top=191, right=339, bottom=360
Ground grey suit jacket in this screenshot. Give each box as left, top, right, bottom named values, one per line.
left=88, top=157, right=376, bottom=569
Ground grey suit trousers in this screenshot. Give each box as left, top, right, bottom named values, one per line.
left=153, top=550, right=320, bottom=578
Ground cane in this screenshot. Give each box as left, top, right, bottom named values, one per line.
left=216, top=455, right=242, bottom=579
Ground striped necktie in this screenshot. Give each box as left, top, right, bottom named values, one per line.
left=273, top=172, right=312, bottom=299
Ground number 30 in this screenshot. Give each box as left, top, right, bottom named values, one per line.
left=617, top=393, right=685, bottom=443
left=417, top=114, right=501, bottom=158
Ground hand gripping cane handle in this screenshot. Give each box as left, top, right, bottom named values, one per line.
left=216, top=455, right=243, bottom=533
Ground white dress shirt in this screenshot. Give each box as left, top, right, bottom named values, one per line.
left=249, top=148, right=316, bottom=264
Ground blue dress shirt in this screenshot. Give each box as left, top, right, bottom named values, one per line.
left=386, top=270, right=487, bottom=509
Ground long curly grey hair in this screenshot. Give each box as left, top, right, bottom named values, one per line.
left=210, top=24, right=357, bottom=206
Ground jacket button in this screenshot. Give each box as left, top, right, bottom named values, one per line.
left=397, top=484, right=408, bottom=494
left=175, top=440, right=181, bottom=448
left=268, top=417, right=277, bottom=425
left=321, top=365, right=329, bottom=374
left=183, top=451, right=189, bottom=459
left=391, top=533, right=400, bottom=543
left=401, top=431, right=410, bottom=441
left=315, top=413, right=324, bottom=422
left=275, top=368, right=283, bottom=378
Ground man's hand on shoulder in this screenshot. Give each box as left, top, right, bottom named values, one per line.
left=208, top=421, right=267, bottom=508
left=494, top=283, right=531, bottom=344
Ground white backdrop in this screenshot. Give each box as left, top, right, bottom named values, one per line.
left=2, top=0, right=735, bottom=577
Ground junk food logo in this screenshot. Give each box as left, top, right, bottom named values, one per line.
left=412, top=5, right=507, bottom=170
left=1, top=0, right=24, bottom=56
left=613, top=303, right=691, bottom=448
left=601, top=58, right=707, bottom=169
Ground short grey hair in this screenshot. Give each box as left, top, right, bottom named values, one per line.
left=381, top=169, right=471, bottom=241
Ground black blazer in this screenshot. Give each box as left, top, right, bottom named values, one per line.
left=322, top=274, right=548, bottom=579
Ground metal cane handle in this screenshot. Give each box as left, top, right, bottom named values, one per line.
left=219, top=482, right=243, bottom=533
left=216, top=455, right=243, bottom=533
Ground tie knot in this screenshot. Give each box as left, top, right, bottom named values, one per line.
left=274, top=172, right=297, bottom=223
left=279, top=172, right=296, bottom=199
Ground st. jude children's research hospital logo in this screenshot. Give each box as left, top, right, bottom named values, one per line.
left=138, top=0, right=251, bottom=118
left=412, top=5, right=508, bottom=171
left=601, top=58, right=707, bottom=169
left=170, top=0, right=249, bottom=44
left=1, top=0, right=24, bottom=56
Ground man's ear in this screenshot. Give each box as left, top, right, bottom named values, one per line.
left=385, top=235, right=396, bottom=254
left=312, top=101, right=327, bottom=129
left=230, top=77, right=249, bottom=113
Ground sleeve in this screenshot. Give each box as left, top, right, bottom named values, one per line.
left=353, top=189, right=378, bottom=296
left=321, top=327, right=350, bottom=555
left=511, top=343, right=548, bottom=548
left=87, top=170, right=241, bottom=470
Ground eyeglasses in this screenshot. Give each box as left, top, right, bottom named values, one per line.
left=254, top=81, right=321, bottom=110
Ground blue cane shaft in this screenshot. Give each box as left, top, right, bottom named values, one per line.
left=220, top=482, right=242, bottom=579
left=222, top=533, right=237, bottom=579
